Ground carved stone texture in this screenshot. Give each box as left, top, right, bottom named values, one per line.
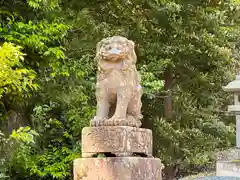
left=91, top=36, right=143, bottom=127
left=216, top=149, right=240, bottom=177
left=81, top=126, right=152, bottom=157
left=216, top=161, right=240, bottom=177
left=73, top=157, right=164, bottom=180
left=217, top=149, right=240, bottom=161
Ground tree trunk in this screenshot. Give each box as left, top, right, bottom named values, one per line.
left=3, top=97, right=31, bottom=134
left=164, top=67, right=173, bottom=119
left=7, top=106, right=31, bottom=134
left=164, top=165, right=178, bottom=180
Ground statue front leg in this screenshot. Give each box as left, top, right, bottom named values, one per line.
left=109, top=86, right=131, bottom=122
left=91, top=86, right=110, bottom=126
left=95, top=99, right=110, bottom=121
left=127, top=85, right=143, bottom=127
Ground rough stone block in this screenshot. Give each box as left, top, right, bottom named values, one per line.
left=216, top=149, right=240, bottom=177
left=73, top=157, right=164, bottom=180
left=217, top=149, right=240, bottom=161
left=81, top=126, right=152, bottom=157
left=216, top=161, right=240, bottom=177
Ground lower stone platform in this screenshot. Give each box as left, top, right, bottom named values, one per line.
left=216, top=161, right=240, bottom=177
left=74, top=157, right=164, bottom=180
left=216, top=148, right=240, bottom=177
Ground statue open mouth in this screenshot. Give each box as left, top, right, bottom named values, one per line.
left=110, top=48, right=121, bottom=54
left=102, top=48, right=126, bottom=62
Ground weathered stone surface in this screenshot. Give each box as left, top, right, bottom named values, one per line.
left=92, top=36, right=143, bottom=128
left=81, top=126, right=152, bottom=157
left=217, top=149, right=240, bottom=161
left=73, top=157, right=164, bottom=180
left=90, top=118, right=142, bottom=128
left=216, top=149, right=240, bottom=177
left=73, top=37, right=164, bottom=180
left=216, top=161, right=240, bottom=177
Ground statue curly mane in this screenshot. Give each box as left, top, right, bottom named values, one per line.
left=95, top=36, right=137, bottom=75
left=91, top=36, right=142, bottom=127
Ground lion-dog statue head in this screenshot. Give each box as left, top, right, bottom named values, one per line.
left=91, top=36, right=142, bottom=127
left=95, top=36, right=136, bottom=64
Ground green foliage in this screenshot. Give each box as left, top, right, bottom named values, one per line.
left=10, top=126, right=39, bottom=144
left=32, top=147, right=79, bottom=178
left=27, top=0, right=61, bottom=11
left=0, top=1, right=77, bottom=179
left=0, top=127, right=39, bottom=180
left=140, top=65, right=165, bottom=97
left=0, top=42, right=37, bottom=98
left=4, top=123, right=79, bottom=179
left=79, top=0, right=239, bottom=178
left=0, top=20, right=70, bottom=77
left=29, top=102, right=81, bottom=179
left=0, top=0, right=240, bottom=179
left=0, top=131, right=10, bottom=180
left=97, top=154, right=107, bottom=158
left=9, top=127, right=39, bottom=177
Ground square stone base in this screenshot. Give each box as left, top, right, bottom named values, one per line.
left=216, top=161, right=240, bottom=177
left=216, top=148, right=240, bottom=177
left=81, top=126, right=152, bottom=157
left=74, top=157, right=164, bottom=180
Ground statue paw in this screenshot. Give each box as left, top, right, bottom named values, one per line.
left=90, top=120, right=96, bottom=126
left=135, top=120, right=142, bottom=128
left=106, top=117, right=127, bottom=126
left=90, top=117, right=107, bottom=127
left=90, top=116, right=141, bottom=127
left=126, top=115, right=142, bottom=127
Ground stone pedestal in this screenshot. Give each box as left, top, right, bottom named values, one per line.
left=74, top=126, right=164, bottom=180
left=74, top=157, right=163, bottom=180
left=216, top=149, right=240, bottom=177
left=81, top=126, right=152, bottom=157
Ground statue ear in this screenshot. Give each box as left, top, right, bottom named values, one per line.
left=128, top=40, right=137, bottom=64
left=95, top=40, right=105, bottom=63
left=96, top=41, right=102, bottom=56
left=128, top=40, right=135, bottom=48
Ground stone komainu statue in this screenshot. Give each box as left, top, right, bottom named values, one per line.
left=90, top=36, right=143, bottom=127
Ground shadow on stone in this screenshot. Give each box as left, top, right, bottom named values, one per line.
left=91, top=152, right=117, bottom=158
left=132, top=152, right=148, bottom=157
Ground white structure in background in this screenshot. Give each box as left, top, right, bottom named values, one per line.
left=223, top=75, right=240, bottom=148
left=216, top=75, right=240, bottom=177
